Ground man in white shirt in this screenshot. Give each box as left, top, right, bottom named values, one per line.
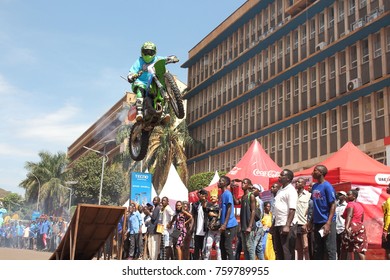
left=160, top=196, right=175, bottom=260
left=335, top=191, right=347, bottom=259
left=191, top=189, right=210, bottom=260
left=272, top=169, right=298, bottom=260
left=295, top=177, right=311, bottom=260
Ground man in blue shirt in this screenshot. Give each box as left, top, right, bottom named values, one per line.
left=309, top=164, right=337, bottom=260
left=218, top=175, right=238, bottom=260
left=39, top=215, right=51, bottom=251
left=126, top=204, right=143, bottom=260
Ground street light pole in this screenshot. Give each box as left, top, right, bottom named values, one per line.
left=83, top=139, right=115, bottom=205
left=30, top=172, right=41, bottom=212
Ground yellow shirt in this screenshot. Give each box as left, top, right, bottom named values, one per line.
left=383, top=197, right=390, bottom=232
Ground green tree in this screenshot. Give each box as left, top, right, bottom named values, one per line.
left=144, top=119, right=193, bottom=195
left=1, top=193, right=23, bottom=213
left=66, top=152, right=126, bottom=206
left=20, top=151, right=68, bottom=215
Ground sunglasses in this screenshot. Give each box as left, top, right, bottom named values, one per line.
left=142, top=49, right=156, bottom=56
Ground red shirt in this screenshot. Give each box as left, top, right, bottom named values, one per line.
left=342, top=201, right=364, bottom=223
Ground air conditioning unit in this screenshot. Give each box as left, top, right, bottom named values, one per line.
left=217, top=141, right=225, bottom=147
left=316, top=42, right=327, bottom=51
left=347, top=78, right=362, bottom=91
left=352, top=19, right=364, bottom=31
left=366, top=10, right=379, bottom=23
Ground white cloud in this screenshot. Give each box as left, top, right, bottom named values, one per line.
left=12, top=104, right=89, bottom=145
left=0, top=74, right=17, bottom=96
left=0, top=142, right=36, bottom=157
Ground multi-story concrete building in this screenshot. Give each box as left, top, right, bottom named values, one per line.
left=183, top=0, right=390, bottom=178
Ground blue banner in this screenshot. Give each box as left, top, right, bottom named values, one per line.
left=130, top=172, right=152, bottom=206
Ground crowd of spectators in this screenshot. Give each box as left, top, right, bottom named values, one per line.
left=0, top=214, right=68, bottom=253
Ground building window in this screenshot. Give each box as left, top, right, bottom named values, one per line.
left=348, top=0, right=355, bottom=16
left=373, top=33, right=382, bottom=58
left=271, top=133, right=276, bottom=153
left=339, top=51, right=346, bottom=73
left=338, top=0, right=345, bottom=22
left=341, top=105, right=348, bottom=129
left=302, top=120, right=308, bottom=142
left=329, top=56, right=336, bottom=79
left=278, top=40, right=283, bottom=58
left=310, top=67, right=317, bottom=88
left=311, top=117, right=318, bottom=139
left=328, top=7, right=335, bottom=27
left=271, top=44, right=276, bottom=63
left=286, top=126, right=291, bottom=148
left=321, top=113, right=327, bottom=136
left=320, top=62, right=326, bottom=84
left=362, top=39, right=369, bottom=63
left=277, top=85, right=283, bottom=104
left=359, top=0, right=367, bottom=9
left=263, top=135, right=269, bottom=153
left=301, top=24, right=307, bottom=45
left=319, top=13, right=325, bottom=33
left=294, top=75, right=299, bottom=96
left=294, top=124, right=300, bottom=145
left=271, top=88, right=276, bottom=108
left=286, top=80, right=291, bottom=100
left=302, top=71, right=307, bottom=92
left=350, top=45, right=357, bottom=68
left=286, top=35, right=291, bottom=53
left=278, top=130, right=283, bottom=151
left=330, top=109, right=338, bottom=133
left=294, top=30, right=299, bottom=49
left=310, top=19, right=316, bottom=39
left=387, top=28, right=390, bottom=52
left=363, top=96, right=371, bottom=122
left=352, top=100, right=360, bottom=126
left=375, top=91, right=384, bottom=117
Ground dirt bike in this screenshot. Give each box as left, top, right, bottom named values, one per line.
left=127, top=56, right=185, bottom=161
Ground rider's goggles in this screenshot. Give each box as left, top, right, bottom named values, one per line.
left=142, top=49, right=156, bottom=56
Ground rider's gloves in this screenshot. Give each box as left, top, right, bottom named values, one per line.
left=166, top=55, right=179, bottom=63
left=127, top=73, right=138, bottom=83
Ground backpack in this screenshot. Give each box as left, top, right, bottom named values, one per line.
left=247, top=192, right=262, bottom=222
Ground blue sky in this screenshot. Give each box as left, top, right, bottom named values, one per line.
left=0, top=0, right=246, bottom=195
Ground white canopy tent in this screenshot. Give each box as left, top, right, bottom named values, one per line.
left=159, top=164, right=189, bottom=209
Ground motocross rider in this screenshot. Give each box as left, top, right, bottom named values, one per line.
left=127, top=41, right=177, bottom=124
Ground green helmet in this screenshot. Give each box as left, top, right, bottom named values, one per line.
left=141, top=41, right=157, bottom=63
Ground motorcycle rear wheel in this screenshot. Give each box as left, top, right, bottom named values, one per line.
left=129, top=122, right=150, bottom=161
left=164, top=72, right=185, bottom=119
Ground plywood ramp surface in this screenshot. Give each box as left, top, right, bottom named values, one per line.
left=50, top=204, right=126, bottom=260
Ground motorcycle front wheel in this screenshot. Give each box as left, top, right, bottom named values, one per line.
left=164, top=72, right=185, bottom=119
left=129, top=122, right=150, bottom=161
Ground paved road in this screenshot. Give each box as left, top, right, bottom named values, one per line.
left=0, top=248, right=52, bottom=260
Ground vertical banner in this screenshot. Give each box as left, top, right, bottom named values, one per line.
left=130, top=172, right=152, bottom=206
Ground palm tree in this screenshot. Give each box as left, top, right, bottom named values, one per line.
left=20, top=151, right=69, bottom=215
left=144, top=118, right=193, bottom=194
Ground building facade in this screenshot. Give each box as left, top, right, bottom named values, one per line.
left=183, top=0, right=390, bottom=178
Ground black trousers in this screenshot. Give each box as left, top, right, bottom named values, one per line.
left=193, top=235, right=205, bottom=260
left=220, top=226, right=238, bottom=260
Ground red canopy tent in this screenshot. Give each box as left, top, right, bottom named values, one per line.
left=294, top=141, right=390, bottom=247
left=188, top=139, right=282, bottom=203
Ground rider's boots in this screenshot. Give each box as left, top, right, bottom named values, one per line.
left=136, top=98, right=143, bottom=122
left=161, top=112, right=170, bottom=126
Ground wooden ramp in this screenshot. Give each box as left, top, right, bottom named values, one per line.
left=50, top=203, right=126, bottom=260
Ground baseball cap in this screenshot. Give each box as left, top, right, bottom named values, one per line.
left=337, top=191, right=347, bottom=196
left=252, top=184, right=264, bottom=192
